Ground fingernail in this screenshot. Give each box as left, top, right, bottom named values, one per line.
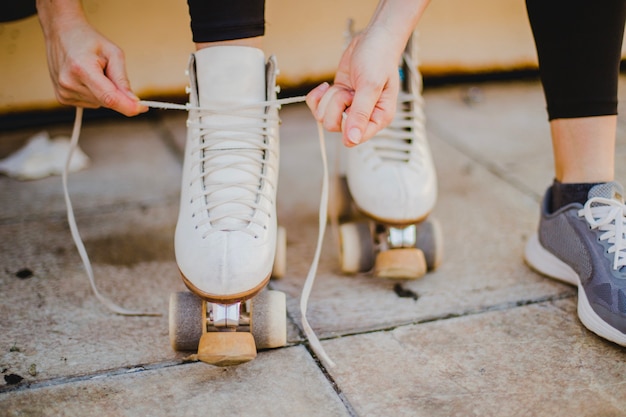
left=347, top=127, right=362, bottom=144
left=319, top=82, right=330, bottom=92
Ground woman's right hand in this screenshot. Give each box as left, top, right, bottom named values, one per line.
left=306, top=27, right=401, bottom=147
left=37, top=0, right=147, bottom=116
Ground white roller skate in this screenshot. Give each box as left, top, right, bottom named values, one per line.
left=169, top=46, right=287, bottom=366
left=334, top=32, right=443, bottom=279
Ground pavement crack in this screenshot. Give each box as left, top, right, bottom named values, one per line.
left=0, top=360, right=186, bottom=395
left=301, top=342, right=360, bottom=417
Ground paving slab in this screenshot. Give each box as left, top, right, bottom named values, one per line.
left=0, top=106, right=310, bottom=384
left=1, top=78, right=624, bottom=416
left=0, top=203, right=184, bottom=385
left=426, top=77, right=626, bottom=197
left=0, top=200, right=301, bottom=388
left=0, top=116, right=181, bottom=221
left=423, top=80, right=554, bottom=198
left=1, top=346, right=351, bottom=417
left=322, top=298, right=626, bottom=417
left=270, top=103, right=572, bottom=340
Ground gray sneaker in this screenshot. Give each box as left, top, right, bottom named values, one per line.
left=525, top=181, right=626, bottom=346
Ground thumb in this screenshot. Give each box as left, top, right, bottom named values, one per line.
left=102, top=51, right=147, bottom=115
left=106, top=61, right=136, bottom=100
left=342, top=86, right=380, bottom=146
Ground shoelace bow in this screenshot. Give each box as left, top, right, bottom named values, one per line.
left=64, top=97, right=336, bottom=367
left=579, top=196, right=626, bottom=273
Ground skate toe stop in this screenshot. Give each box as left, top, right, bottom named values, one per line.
left=197, top=332, right=257, bottom=366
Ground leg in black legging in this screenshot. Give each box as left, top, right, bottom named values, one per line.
left=187, top=0, right=265, bottom=43
left=526, top=0, right=626, bottom=120
left=524, top=1, right=626, bottom=350
left=0, top=1, right=36, bottom=22
left=526, top=0, right=626, bottom=201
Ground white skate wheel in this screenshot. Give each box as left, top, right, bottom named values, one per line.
left=251, top=290, right=287, bottom=349
left=169, top=292, right=204, bottom=351
left=272, top=226, right=287, bottom=279
left=329, top=175, right=352, bottom=221
left=339, top=222, right=375, bottom=274
left=416, top=218, right=443, bottom=270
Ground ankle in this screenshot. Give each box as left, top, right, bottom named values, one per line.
left=195, top=36, right=264, bottom=51
left=550, top=179, right=605, bottom=212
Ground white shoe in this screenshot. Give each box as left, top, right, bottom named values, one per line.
left=345, top=32, right=437, bottom=224
left=175, top=46, right=280, bottom=303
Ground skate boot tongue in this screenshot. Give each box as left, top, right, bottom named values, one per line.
left=195, top=46, right=266, bottom=106
left=193, top=47, right=268, bottom=231
left=588, top=181, right=625, bottom=204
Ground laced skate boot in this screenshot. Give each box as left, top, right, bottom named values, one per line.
left=170, top=46, right=286, bottom=366
left=525, top=182, right=626, bottom=347
left=336, top=31, right=442, bottom=279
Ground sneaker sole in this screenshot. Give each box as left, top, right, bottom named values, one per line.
left=524, top=233, right=578, bottom=286
left=525, top=233, right=626, bottom=347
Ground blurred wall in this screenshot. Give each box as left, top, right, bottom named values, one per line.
left=1, top=0, right=617, bottom=114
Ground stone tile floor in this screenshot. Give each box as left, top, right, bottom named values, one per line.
left=1, top=78, right=625, bottom=416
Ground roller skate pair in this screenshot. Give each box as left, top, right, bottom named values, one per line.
left=169, top=33, right=441, bottom=366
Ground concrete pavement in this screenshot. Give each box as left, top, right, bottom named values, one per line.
left=1, top=77, right=625, bottom=416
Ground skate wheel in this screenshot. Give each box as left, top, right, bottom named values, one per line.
left=374, top=248, right=427, bottom=279
left=251, top=290, right=287, bottom=349
left=197, top=332, right=257, bottom=366
left=339, top=222, right=375, bottom=274
left=416, top=218, right=443, bottom=270
left=329, top=175, right=352, bottom=221
left=169, top=292, right=204, bottom=351
left=272, top=226, right=287, bottom=279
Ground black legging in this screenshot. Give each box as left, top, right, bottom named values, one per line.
left=0, top=1, right=265, bottom=42
left=526, top=0, right=626, bottom=120
left=0, top=2, right=36, bottom=22
left=187, top=0, right=265, bottom=43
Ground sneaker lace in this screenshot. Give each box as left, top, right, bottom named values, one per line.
left=186, top=103, right=279, bottom=238
left=579, top=197, right=626, bottom=273
left=367, top=53, right=427, bottom=172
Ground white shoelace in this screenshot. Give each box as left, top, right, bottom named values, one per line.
left=62, top=107, right=160, bottom=316
left=186, top=103, right=278, bottom=237
left=367, top=53, right=427, bottom=171
left=64, top=97, right=335, bottom=367
left=579, top=197, right=626, bottom=273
